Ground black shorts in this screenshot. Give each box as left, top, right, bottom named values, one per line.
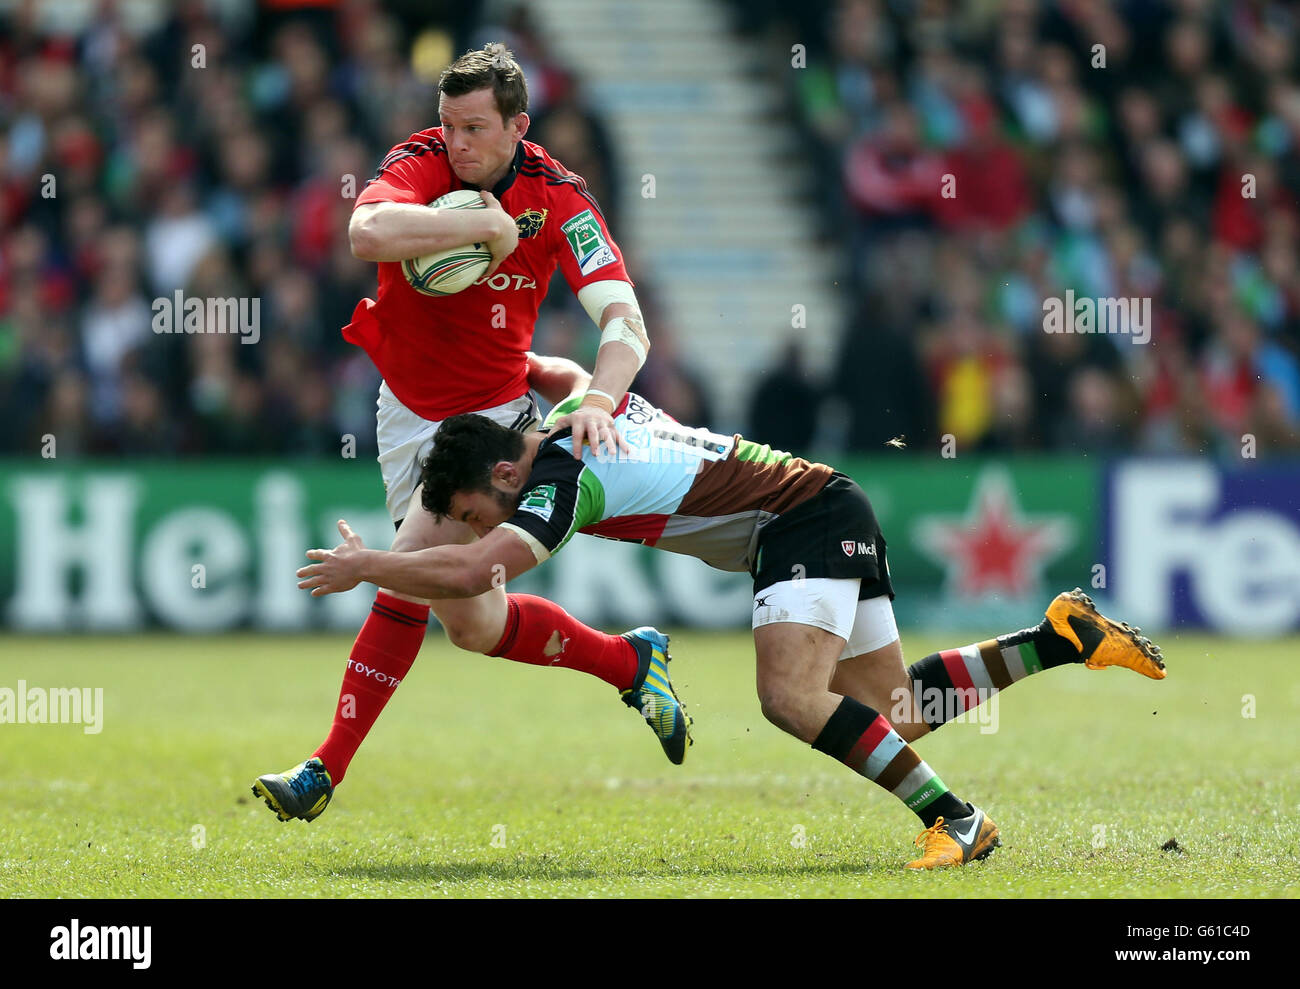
left=752, top=473, right=894, bottom=600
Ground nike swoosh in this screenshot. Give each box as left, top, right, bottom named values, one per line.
left=1067, top=614, right=1106, bottom=659
left=954, top=816, right=981, bottom=845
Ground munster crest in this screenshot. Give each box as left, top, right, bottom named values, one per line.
left=515, top=208, right=548, bottom=238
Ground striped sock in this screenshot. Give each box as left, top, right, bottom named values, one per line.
left=907, top=620, right=1081, bottom=732
left=812, top=696, right=968, bottom=827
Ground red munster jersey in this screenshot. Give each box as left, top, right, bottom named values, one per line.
left=344, top=129, right=630, bottom=420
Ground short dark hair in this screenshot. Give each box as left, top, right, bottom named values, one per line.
left=421, top=414, right=526, bottom=518
left=438, top=43, right=528, bottom=122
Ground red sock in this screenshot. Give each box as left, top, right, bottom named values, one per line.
left=313, top=592, right=428, bottom=784
left=489, top=594, right=639, bottom=690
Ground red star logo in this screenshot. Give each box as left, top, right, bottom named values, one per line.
left=914, top=469, right=1074, bottom=599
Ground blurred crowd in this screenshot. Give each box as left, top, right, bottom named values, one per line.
left=0, top=0, right=704, bottom=457
left=755, top=0, right=1300, bottom=456
left=3, top=0, right=1298, bottom=461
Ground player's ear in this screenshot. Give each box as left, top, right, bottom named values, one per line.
left=510, top=111, right=530, bottom=140
left=493, top=461, right=517, bottom=487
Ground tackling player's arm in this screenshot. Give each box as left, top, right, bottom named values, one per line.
left=297, top=520, right=538, bottom=599
left=349, top=191, right=518, bottom=274
left=525, top=351, right=592, bottom=405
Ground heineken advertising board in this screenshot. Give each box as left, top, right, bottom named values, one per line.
left=1, top=457, right=1295, bottom=634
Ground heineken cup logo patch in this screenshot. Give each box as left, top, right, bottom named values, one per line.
left=519, top=484, right=557, bottom=522
left=561, top=209, right=616, bottom=275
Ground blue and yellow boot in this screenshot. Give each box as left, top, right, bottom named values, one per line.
left=252, top=757, right=334, bottom=822
left=620, top=628, right=693, bottom=765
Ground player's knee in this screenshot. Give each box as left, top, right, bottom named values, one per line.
left=757, top=682, right=805, bottom=732
left=390, top=525, right=431, bottom=553
left=440, top=615, right=500, bottom=654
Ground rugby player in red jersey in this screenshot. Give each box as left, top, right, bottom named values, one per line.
left=252, top=45, right=689, bottom=823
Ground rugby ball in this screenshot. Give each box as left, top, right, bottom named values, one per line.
left=402, top=189, right=493, bottom=296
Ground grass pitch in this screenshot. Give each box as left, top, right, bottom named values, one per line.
left=1, top=629, right=1297, bottom=898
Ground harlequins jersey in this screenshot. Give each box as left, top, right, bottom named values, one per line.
left=499, top=393, right=835, bottom=572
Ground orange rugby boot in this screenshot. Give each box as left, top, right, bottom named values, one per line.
left=1045, top=588, right=1166, bottom=680
left=905, top=803, right=1000, bottom=869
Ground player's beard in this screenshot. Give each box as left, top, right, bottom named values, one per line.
left=496, top=487, right=523, bottom=515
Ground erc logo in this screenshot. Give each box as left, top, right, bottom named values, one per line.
left=519, top=484, right=557, bottom=522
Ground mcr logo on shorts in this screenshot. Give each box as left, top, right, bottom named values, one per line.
left=842, top=540, right=876, bottom=557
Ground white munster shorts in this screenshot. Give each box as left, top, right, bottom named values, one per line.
left=752, top=577, right=900, bottom=661
left=375, top=380, right=540, bottom=524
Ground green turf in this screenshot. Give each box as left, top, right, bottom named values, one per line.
left=1, top=630, right=1297, bottom=898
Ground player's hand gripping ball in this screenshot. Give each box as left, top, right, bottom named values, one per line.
left=402, top=189, right=494, bottom=296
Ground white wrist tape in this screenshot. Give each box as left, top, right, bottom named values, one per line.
left=578, top=280, right=648, bottom=369
left=577, top=279, right=638, bottom=323
left=583, top=388, right=617, bottom=409
left=599, top=315, right=648, bottom=367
